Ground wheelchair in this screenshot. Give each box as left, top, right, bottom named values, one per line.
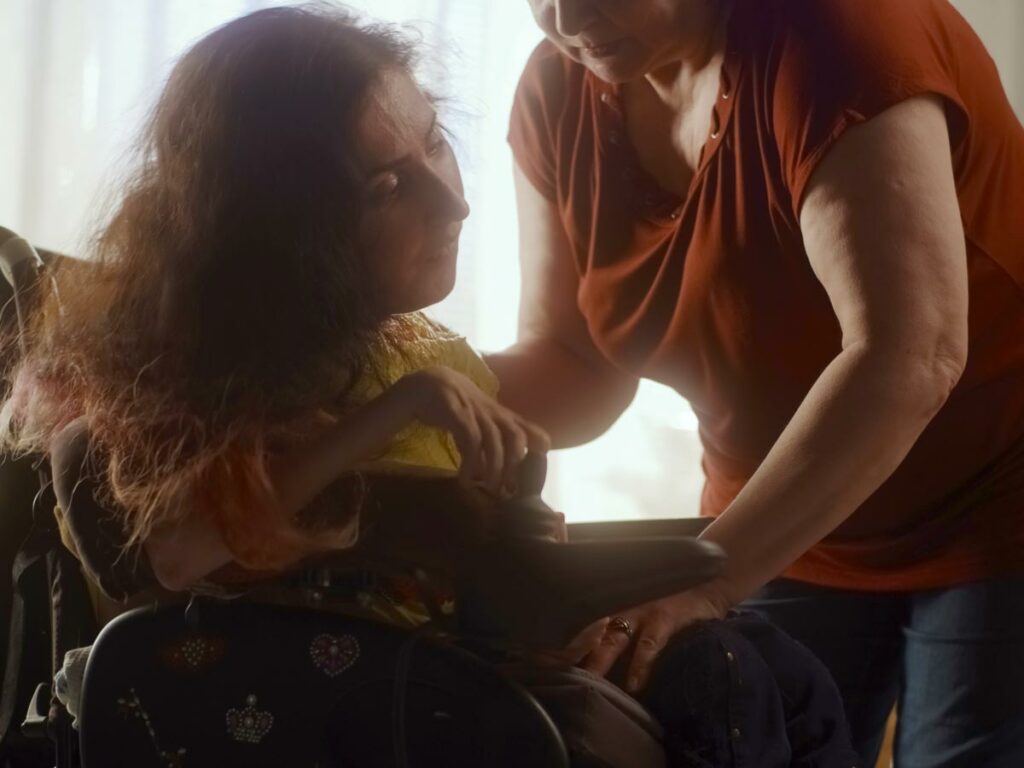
left=0, top=227, right=723, bottom=768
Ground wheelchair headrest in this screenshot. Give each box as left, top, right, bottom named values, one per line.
left=0, top=227, right=62, bottom=359
left=0, top=229, right=43, bottom=275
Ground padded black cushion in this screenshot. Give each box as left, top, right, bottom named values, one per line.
left=79, top=600, right=569, bottom=768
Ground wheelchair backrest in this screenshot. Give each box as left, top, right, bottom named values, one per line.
left=80, top=599, right=569, bottom=768
left=0, top=230, right=95, bottom=767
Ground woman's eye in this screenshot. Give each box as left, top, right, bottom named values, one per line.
left=369, top=172, right=401, bottom=203
left=427, top=127, right=448, bottom=157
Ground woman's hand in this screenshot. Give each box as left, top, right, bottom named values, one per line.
left=397, top=365, right=551, bottom=492
left=581, top=583, right=731, bottom=694
left=529, top=617, right=610, bottom=667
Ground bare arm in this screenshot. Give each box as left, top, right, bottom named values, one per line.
left=145, top=367, right=549, bottom=591
left=143, top=384, right=418, bottom=590
left=484, top=165, right=639, bottom=448
left=700, top=95, right=968, bottom=605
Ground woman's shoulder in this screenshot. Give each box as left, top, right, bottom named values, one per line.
left=513, top=39, right=590, bottom=124
left=739, top=0, right=962, bottom=70
left=373, top=313, right=497, bottom=399
left=735, top=0, right=972, bottom=147
left=736, top=0, right=973, bottom=213
left=509, top=41, right=594, bottom=200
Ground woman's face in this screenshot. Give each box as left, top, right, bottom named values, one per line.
left=526, top=0, right=718, bottom=82
left=355, top=69, right=469, bottom=315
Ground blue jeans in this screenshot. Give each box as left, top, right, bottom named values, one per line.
left=638, top=612, right=860, bottom=767
left=744, top=575, right=1024, bottom=767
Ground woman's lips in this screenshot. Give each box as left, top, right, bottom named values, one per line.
left=580, top=39, right=624, bottom=59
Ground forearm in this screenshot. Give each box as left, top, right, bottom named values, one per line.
left=146, top=384, right=419, bottom=590
left=700, top=343, right=962, bottom=605
left=485, top=339, right=637, bottom=448
left=267, top=383, right=417, bottom=520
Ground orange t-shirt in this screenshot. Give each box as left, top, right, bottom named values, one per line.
left=508, top=0, right=1024, bottom=590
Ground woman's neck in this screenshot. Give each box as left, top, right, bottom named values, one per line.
left=643, top=0, right=735, bottom=110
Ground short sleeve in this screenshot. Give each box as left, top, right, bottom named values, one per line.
left=768, top=0, right=969, bottom=219
left=507, top=40, right=567, bottom=201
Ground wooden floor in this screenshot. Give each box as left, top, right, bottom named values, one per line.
left=875, top=710, right=897, bottom=767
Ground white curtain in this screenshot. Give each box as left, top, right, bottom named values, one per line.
left=0, top=1, right=1020, bottom=523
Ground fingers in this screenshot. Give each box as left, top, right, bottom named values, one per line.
left=467, top=409, right=548, bottom=495
left=495, top=413, right=549, bottom=494
left=476, top=415, right=505, bottom=492
left=528, top=647, right=584, bottom=668
left=625, top=610, right=674, bottom=694
left=499, top=421, right=528, bottom=493
left=566, top=617, right=609, bottom=657
left=520, top=419, right=551, bottom=454
left=527, top=617, right=609, bottom=668
left=450, top=414, right=484, bottom=486
left=551, top=510, right=568, bottom=543
left=581, top=621, right=633, bottom=678
left=408, top=366, right=549, bottom=492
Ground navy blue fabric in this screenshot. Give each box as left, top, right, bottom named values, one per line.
left=637, top=612, right=860, bottom=767
left=745, top=576, right=1024, bottom=767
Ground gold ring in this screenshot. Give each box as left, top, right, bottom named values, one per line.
left=608, top=616, right=634, bottom=639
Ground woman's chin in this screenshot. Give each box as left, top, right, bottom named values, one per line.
left=575, top=42, right=647, bottom=83
left=426, top=247, right=459, bottom=305
left=394, top=269, right=457, bottom=314
left=427, top=268, right=458, bottom=308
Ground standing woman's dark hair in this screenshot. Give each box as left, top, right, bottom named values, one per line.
left=1, top=6, right=430, bottom=569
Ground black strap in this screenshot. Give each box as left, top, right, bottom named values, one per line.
left=0, top=503, right=58, bottom=747
left=0, top=478, right=96, bottom=755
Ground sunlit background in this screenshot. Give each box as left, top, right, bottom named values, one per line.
left=1, top=0, right=1020, bottom=522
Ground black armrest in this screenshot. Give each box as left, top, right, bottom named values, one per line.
left=568, top=517, right=711, bottom=542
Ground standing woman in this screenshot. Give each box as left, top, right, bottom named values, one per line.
left=488, top=0, right=1024, bottom=764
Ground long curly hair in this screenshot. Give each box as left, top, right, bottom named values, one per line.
left=1, top=6, right=429, bottom=570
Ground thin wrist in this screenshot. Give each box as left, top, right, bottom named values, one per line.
left=384, top=369, right=430, bottom=418
left=693, top=577, right=737, bottom=618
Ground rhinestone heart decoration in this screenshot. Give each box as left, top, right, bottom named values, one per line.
left=309, top=633, right=360, bottom=678
left=162, top=634, right=225, bottom=672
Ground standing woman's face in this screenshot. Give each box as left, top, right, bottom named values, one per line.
left=526, top=0, right=722, bottom=82
left=354, top=69, right=470, bottom=315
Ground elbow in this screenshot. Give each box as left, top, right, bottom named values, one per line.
left=846, top=333, right=967, bottom=420
left=143, top=538, right=191, bottom=592
left=143, top=531, right=213, bottom=593
left=556, top=378, right=637, bottom=448
left=924, top=330, right=968, bottom=407
left=899, top=340, right=967, bottom=418
left=935, top=345, right=967, bottom=392
left=139, top=500, right=234, bottom=592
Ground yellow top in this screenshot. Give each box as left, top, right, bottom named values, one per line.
left=351, top=312, right=498, bottom=476
left=56, top=314, right=495, bottom=622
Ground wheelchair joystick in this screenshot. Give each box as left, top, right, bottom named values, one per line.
left=489, top=452, right=565, bottom=543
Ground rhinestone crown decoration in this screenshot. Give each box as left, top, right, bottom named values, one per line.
left=226, top=694, right=274, bottom=744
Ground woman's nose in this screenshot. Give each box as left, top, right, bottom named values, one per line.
left=425, top=168, right=470, bottom=223
left=553, top=0, right=590, bottom=38
left=445, top=187, right=471, bottom=223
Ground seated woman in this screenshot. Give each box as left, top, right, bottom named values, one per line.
left=0, top=7, right=857, bottom=766
left=0, top=7, right=549, bottom=598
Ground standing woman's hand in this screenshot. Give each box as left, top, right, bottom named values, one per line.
left=395, top=365, right=551, bottom=492
left=580, top=583, right=731, bottom=694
